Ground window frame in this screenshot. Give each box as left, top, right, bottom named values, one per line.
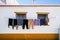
left=15, top=12, right=27, bottom=19
left=37, top=12, right=49, bottom=26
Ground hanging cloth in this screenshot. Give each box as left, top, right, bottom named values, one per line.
left=28, top=19, right=34, bottom=29
left=22, top=19, right=28, bottom=29
left=34, top=19, right=40, bottom=26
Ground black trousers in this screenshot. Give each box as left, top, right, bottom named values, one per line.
left=22, top=19, right=28, bottom=29
left=12, top=19, right=18, bottom=29
left=8, top=18, right=18, bottom=30
left=8, top=18, right=13, bottom=28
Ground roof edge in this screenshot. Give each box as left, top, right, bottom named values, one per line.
left=0, top=5, right=60, bottom=7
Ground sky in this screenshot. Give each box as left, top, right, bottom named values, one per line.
left=17, top=0, right=60, bottom=5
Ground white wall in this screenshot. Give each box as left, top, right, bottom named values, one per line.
left=0, top=7, right=60, bottom=34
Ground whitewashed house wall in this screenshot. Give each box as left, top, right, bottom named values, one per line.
left=0, top=5, right=60, bottom=34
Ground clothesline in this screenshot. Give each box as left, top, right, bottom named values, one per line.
left=8, top=18, right=47, bottom=30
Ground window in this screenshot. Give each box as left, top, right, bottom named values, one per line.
left=15, top=12, right=27, bottom=19
left=16, top=14, right=26, bottom=19
left=15, top=12, right=27, bottom=25
left=37, top=12, right=49, bottom=26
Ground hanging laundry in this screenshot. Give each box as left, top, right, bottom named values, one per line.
left=34, top=19, right=40, bottom=26
left=22, top=19, right=28, bottom=29
left=13, top=19, right=18, bottom=29
left=40, top=18, right=47, bottom=25
left=28, top=19, right=34, bottom=29
left=8, top=18, right=18, bottom=30
left=17, top=19, right=23, bottom=25
left=8, top=18, right=13, bottom=28
left=45, top=18, right=49, bottom=25
left=14, top=19, right=17, bottom=26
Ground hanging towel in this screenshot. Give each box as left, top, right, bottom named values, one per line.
left=28, top=19, right=34, bottom=29
left=34, top=19, right=40, bottom=26
left=17, top=19, right=23, bottom=25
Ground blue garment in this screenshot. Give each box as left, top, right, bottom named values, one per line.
left=40, top=19, right=47, bottom=25
left=17, top=19, right=23, bottom=25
